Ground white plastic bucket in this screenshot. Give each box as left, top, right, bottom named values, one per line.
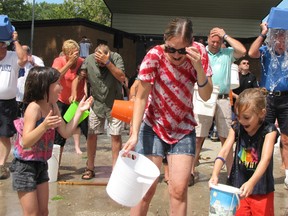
left=193, top=85, right=220, bottom=117
left=106, top=150, right=160, bottom=207
left=209, top=184, right=240, bottom=216
left=230, top=64, right=240, bottom=90
left=47, top=145, right=60, bottom=182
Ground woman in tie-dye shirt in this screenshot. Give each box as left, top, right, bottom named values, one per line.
left=123, top=17, right=213, bottom=215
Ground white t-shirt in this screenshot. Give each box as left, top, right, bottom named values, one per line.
left=16, top=55, right=44, bottom=102
left=0, top=51, right=20, bottom=100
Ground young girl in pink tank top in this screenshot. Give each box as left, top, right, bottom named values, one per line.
left=10, top=66, right=93, bottom=216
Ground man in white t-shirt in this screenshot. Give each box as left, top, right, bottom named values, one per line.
left=0, top=31, right=27, bottom=179
left=16, top=45, right=44, bottom=116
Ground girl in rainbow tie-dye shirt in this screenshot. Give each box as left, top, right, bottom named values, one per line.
left=210, top=88, right=279, bottom=216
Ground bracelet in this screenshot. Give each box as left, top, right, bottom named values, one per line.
left=197, top=77, right=208, bottom=88
left=223, top=34, right=228, bottom=40
left=214, top=156, right=226, bottom=164
left=105, top=60, right=110, bottom=65
left=259, top=34, right=266, bottom=39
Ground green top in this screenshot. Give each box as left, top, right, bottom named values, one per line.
left=206, top=46, right=235, bottom=94
left=82, top=52, right=125, bottom=118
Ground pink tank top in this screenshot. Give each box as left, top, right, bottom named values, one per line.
left=13, top=117, right=55, bottom=162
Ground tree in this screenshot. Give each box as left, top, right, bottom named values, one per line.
left=0, top=0, right=30, bottom=21
left=0, top=0, right=111, bottom=26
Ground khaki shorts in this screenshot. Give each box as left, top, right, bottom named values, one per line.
left=214, top=98, right=232, bottom=138
left=88, top=109, right=123, bottom=135
left=195, top=114, right=213, bottom=137
left=195, top=98, right=232, bottom=138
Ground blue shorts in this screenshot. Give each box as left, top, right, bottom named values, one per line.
left=135, top=123, right=196, bottom=157
left=10, top=158, right=49, bottom=192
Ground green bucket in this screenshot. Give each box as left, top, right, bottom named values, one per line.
left=63, top=101, right=90, bottom=124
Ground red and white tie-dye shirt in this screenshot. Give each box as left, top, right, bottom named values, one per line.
left=139, top=42, right=212, bottom=144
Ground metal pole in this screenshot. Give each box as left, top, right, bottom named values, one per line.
left=30, top=0, right=35, bottom=53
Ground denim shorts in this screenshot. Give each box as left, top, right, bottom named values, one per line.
left=135, top=122, right=196, bottom=157
left=10, top=158, right=49, bottom=192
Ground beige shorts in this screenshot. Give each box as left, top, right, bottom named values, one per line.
left=88, top=109, right=123, bottom=135
left=195, top=98, right=232, bottom=138
left=195, top=114, right=213, bottom=137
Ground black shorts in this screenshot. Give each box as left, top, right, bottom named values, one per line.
left=266, top=94, right=288, bottom=135
left=10, top=158, right=49, bottom=192
left=0, top=98, right=17, bottom=137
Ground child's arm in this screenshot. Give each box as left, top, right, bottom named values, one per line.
left=22, top=103, right=62, bottom=148
left=209, top=128, right=236, bottom=186
left=69, top=75, right=80, bottom=103
left=84, top=78, right=88, bottom=97
left=57, top=96, right=93, bottom=138
left=239, top=130, right=277, bottom=198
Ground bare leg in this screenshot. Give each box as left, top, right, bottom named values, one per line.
left=0, top=137, right=11, bottom=166
left=163, top=162, right=169, bottom=183
left=73, top=128, right=82, bottom=154
left=130, top=156, right=162, bottom=216
left=36, top=182, right=49, bottom=216
left=111, top=135, right=122, bottom=168
left=18, top=182, right=49, bottom=216
left=168, top=154, right=193, bottom=216
left=86, top=134, right=97, bottom=170
left=191, top=137, right=205, bottom=175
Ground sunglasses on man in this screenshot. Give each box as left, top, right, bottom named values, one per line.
left=164, top=46, right=187, bottom=55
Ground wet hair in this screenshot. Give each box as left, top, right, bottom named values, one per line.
left=234, top=88, right=267, bottom=119
left=62, top=39, right=79, bottom=55
left=95, top=44, right=110, bottom=54
left=23, top=67, right=60, bottom=103
left=163, top=18, right=193, bottom=44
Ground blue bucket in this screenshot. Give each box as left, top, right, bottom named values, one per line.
left=209, top=183, right=240, bottom=216
left=267, top=7, right=288, bottom=30
left=0, top=15, right=15, bottom=42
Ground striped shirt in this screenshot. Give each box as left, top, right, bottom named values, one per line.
left=139, top=42, right=212, bottom=144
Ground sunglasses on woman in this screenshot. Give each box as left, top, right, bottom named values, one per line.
left=164, top=46, right=187, bottom=55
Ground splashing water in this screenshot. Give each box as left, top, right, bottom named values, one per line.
left=261, top=29, right=288, bottom=91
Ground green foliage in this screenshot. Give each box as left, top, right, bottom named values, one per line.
left=0, top=0, right=30, bottom=21
left=0, top=0, right=110, bottom=26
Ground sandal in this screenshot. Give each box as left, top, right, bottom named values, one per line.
left=188, top=174, right=195, bottom=187
left=163, top=178, right=169, bottom=185
left=81, top=168, right=95, bottom=180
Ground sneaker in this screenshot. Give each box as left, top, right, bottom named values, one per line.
left=284, top=180, right=288, bottom=190
left=0, top=165, right=10, bottom=180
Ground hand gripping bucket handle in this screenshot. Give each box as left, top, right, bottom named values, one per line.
left=209, top=183, right=241, bottom=215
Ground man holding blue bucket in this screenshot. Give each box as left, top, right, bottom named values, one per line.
left=0, top=15, right=27, bottom=179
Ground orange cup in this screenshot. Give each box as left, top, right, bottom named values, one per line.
left=111, top=100, right=134, bottom=123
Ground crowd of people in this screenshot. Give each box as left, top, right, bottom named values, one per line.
left=0, top=13, right=288, bottom=215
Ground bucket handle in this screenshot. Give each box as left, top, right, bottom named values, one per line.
left=137, top=176, right=155, bottom=185
left=230, top=193, right=241, bottom=211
